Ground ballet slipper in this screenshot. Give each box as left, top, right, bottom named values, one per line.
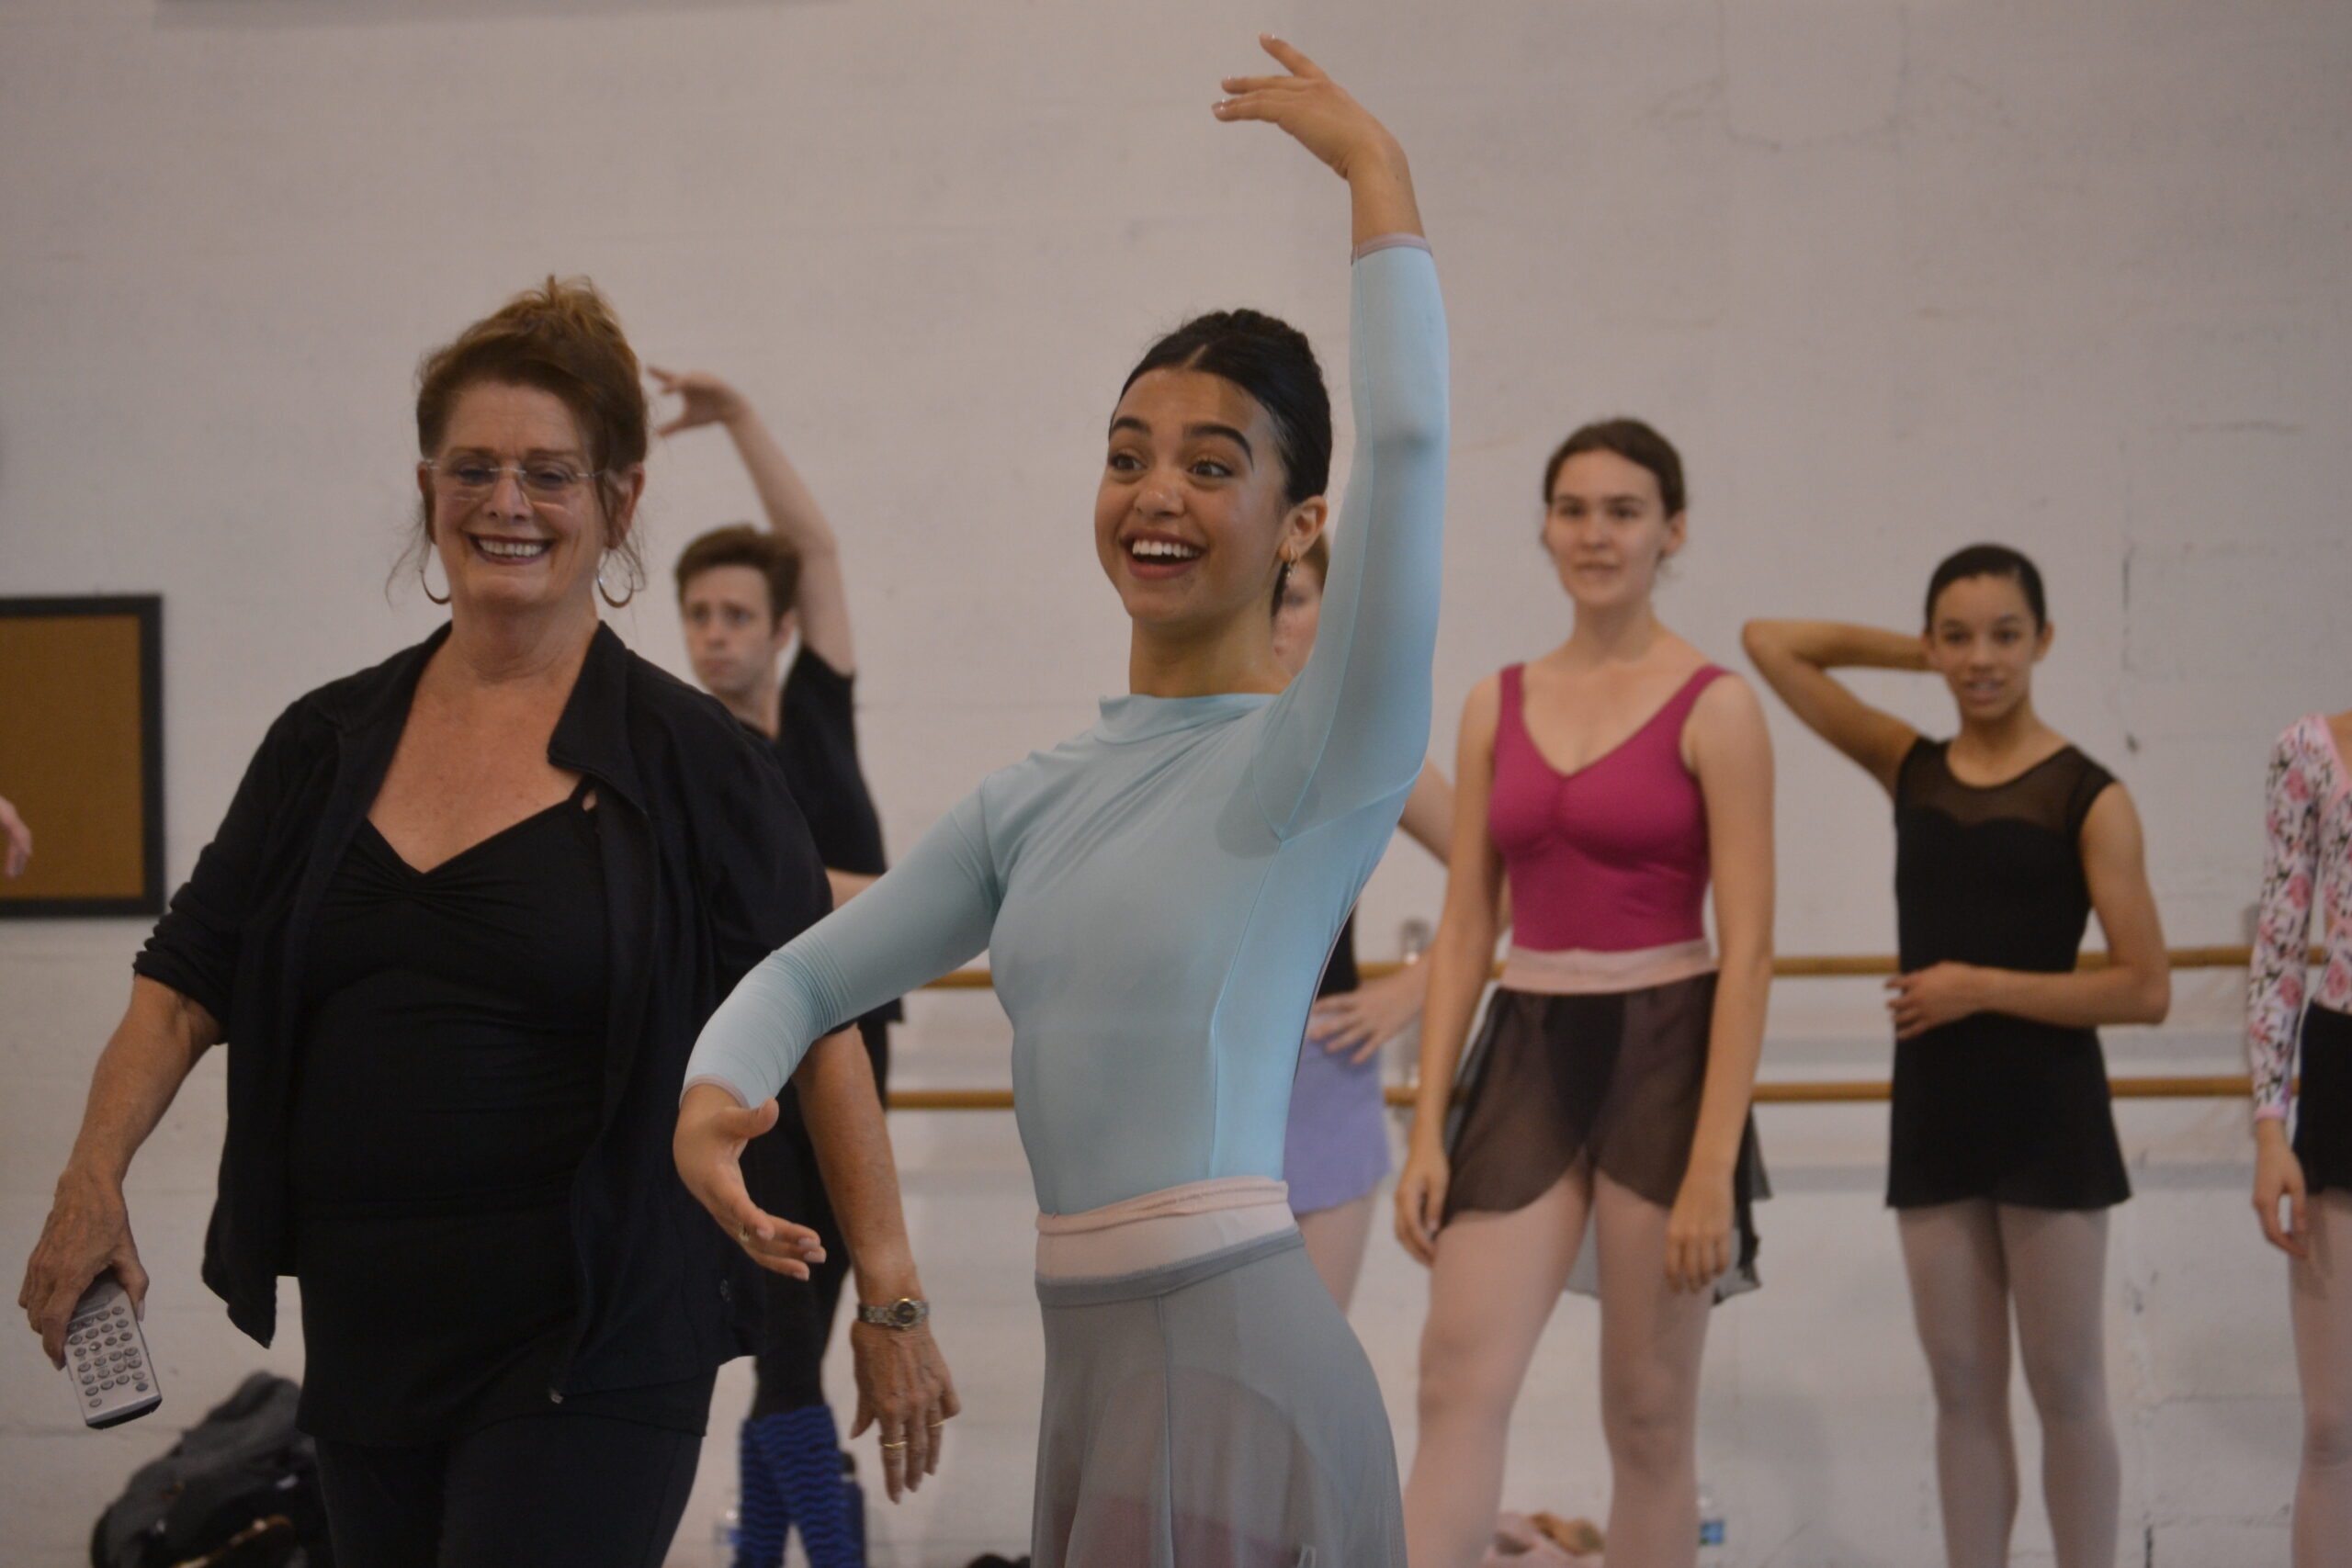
left=1530, top=1511, right=1605, bottom=1556
left=1480, top=1513, right=1579, bottom=1565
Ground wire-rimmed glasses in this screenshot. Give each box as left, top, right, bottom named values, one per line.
left=423, top=457, right=605, bottom=505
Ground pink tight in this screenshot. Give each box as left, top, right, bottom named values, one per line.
left=1295, top=1190, right=1378, bottom=1311
left=1895, top=1201, right=2118, bottom=1568
left=1404, top=1168, right=1711, bottom=1568
left=2291, top=1190, right=2352, bottom=1566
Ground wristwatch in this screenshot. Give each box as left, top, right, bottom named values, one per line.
left=856, top=1297, right=930, bottom=1330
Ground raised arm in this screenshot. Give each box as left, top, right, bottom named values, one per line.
left=1217, top=39, right=1449, bottom=834
left=1740, top=619, right=1924, bottom=795
left=654, top=367, right=855, bottom=672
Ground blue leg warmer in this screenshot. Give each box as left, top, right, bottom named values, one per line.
left=733, top=1416, right=791, bottom=1568
left=747, top=1404, right=862, bottom=1568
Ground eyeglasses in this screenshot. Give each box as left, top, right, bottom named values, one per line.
left=424, top=458, right=605, bottom=503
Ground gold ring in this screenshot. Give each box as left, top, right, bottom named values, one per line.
left=881, top=1439, right=909, bottom=1450
left=736, top=1221, right=749, bottom=1245
left=929, top=1420, right=945, bottom=1427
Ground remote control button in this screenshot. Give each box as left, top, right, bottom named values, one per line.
left=135, top=1382, right=149, bottom=1392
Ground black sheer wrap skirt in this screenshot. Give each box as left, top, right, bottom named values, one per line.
left=2298, top=1004, right=2352, bottom=1197
left=1442, top=973, right=1769, bottom=1302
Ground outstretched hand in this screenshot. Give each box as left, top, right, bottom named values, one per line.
left=0, top=794, right=30, bottom=878
left=1213, top=36, right=1421, bottom=243
left=650, top=366, right=752, bottom=439
left=673, top=1084, right=826, bottom=1280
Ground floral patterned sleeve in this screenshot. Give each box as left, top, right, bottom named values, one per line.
left=2247, top=716, right=2352, bottom=1120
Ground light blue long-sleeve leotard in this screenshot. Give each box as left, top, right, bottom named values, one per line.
left=687, top=242, right=1447, bottom=1215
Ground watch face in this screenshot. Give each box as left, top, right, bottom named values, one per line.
left=889, top=1299, right=922, bottom=1328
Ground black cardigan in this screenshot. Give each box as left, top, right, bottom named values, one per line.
left=134, top=623, right=834, bottom=1395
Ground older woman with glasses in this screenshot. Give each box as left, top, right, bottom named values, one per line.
left=18, top=278, right=953, bottom=1568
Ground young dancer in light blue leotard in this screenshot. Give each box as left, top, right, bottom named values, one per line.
left=674, top=37, right=1445, bottom=1567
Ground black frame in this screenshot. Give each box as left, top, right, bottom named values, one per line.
left=0, top=594, right=165, bottom=918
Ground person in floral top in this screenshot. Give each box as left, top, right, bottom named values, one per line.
left=2247, top=708, right=2352, bottom=1568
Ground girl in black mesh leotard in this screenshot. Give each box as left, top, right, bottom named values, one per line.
left=1745, top=545, right=2170, bottom=1568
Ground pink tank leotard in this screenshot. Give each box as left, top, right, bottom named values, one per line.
left=1487, top=663, right=1724, bottom=953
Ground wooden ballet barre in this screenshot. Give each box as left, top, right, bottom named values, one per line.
left=885, top=1074, right=2259, bottom=1112
left=881, top=943, right=2306, bottom=1112
left=910, top=943, right=2290, bottom=992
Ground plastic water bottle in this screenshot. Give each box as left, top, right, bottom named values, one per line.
left=708, top=1502, right=740, bottom=1568
left=1696, top=1483, right=1727, bottom=1566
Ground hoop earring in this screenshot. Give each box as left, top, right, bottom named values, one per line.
left=419, top=552, right=451, bottom=606
left=596, top=567, right=636, bottom=610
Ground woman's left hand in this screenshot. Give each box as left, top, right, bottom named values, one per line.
left=1885, top=961, right=1986, bottom=1040
left=673, top=1084, right=826, bottom=1279
left=848, top=1321, right=961, bottom=1501
left=1664, top=1173, right=1734, bottom=1293
left=1306, top=965, right=1427, bottom=1065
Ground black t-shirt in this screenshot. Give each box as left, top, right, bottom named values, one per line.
left=763, top=649, right=900, bottom=1028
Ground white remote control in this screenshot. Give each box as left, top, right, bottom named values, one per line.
left=63, top=1274, right=161, bottom=1428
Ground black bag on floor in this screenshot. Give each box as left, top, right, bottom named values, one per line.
left=90, top=1371, right=334, bottom=1568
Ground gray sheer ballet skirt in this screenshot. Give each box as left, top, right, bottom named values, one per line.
left=1030, top=1231, right=1405, bottom=1567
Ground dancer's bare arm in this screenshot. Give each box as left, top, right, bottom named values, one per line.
left=1667, top=677, right=1775, bottom=1292
left=1741, top=619, right=1922, bottom=795
left=654, top=367, right=855, bottom=673
left=1306, top=761, right=1454, bottom=1063
left=1396, top=680, right=1504, bottom=1265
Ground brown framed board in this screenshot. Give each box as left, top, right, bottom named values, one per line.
left=0, top=596, right=164, bottom=918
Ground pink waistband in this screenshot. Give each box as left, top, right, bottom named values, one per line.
left=1035, top=1177, right=1295, bottom=1280
left=1498, top=939, right=1716, bottom=996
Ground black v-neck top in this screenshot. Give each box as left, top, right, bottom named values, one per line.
left=288, top=785, right=655, bottom=1441
left=292, top=785, right=605, bottom=1217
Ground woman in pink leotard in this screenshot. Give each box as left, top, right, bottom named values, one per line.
left=1396, top=419, right=1775, bottom=1568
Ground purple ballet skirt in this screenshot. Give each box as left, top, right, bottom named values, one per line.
left=1283, top=918, right=1392, bottom=1215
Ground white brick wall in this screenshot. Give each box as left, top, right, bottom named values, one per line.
left=5, top=1, right=2345, bottom=1560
